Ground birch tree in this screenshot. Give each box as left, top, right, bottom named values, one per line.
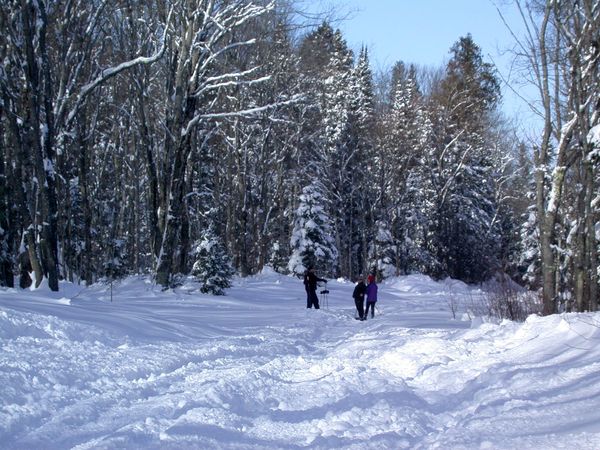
left=513, top=0, right=599, bottom=313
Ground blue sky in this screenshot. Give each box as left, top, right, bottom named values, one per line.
left=301, top=0, right=537, bottom=131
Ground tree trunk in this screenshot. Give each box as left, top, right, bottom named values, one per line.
left=538, top=204, right=557, bottom=315
left=155, top=135, right=192, bottom=287
left=2, top=87, right=30, bottom=288
left=585, top=162, right=598, bottom=311
left=175, top=163, right=194, bottom=275
left=22, top=0, right=59, bottom=291
left=76, top=119, right=93, bottom=285
left=26, top=228, right=43, bottom=288
left=136, top=84, right=161, bottom=260
left=0, top=106, right=14, bottom=287
left=573, top=160, right=586, bottom=312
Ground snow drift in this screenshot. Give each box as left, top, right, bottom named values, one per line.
left=1, top=272, right=600, bottom=449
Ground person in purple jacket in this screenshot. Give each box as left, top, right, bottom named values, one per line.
left=365, top=274, right=378, bottom=319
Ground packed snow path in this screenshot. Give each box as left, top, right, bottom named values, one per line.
left=1, top=272, right=600, bottom=449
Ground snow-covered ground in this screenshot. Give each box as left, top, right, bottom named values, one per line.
left=1, top=270, right=600, bottom=449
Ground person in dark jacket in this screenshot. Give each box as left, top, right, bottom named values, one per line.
left=303, top=269, right=311, bottom=307
left=352, top=276, right=367, bottom=320
left=303, top=266, right=327, bottom=309
left=365, top=274, right=378, bottom=319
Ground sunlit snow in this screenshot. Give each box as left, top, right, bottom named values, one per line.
left=1, top=270, right=600, bottom=449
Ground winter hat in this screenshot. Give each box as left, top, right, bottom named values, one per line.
left=367, top=275, right=375, bottom=283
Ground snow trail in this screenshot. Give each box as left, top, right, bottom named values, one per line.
left=1, top=272, right=600, bottom=449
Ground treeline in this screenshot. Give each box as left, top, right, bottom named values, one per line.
left=0, top=1, right=598, bottom=314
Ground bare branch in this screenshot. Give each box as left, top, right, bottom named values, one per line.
left=65, top=6, right=174, bottom=127
left=182, top=94, right=303, bottom=137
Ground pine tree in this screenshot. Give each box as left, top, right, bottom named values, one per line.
left=322, top=30, right=353, bottom=156
left=385, top=64, right=425, bottom=267
left=288, top=183, right=338, bottom=277
left=388, top=63, right=422, bottom=187
left=368, top=219, right=397, bottom=279
left=397, top=111, right=440, bottom=275
left=428, top=35, right=505, bottom=282
left=267, top=241, right=289, bottom=274
left=297, top=22, right=366, bottom=277
left=343, top=47, right=375, bottom=277
left=438, top=34, right=501, bottom=134
left=103, top=239, right=127, bottom=281
left=192, top=225, right=235, bottom=296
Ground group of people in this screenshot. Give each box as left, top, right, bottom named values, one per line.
left=303, top=267, right=378, bottom=320
left=352, top=274, right=378, bottom=320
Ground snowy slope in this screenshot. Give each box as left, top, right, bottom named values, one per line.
left=1, top=270, right=600, bottom=449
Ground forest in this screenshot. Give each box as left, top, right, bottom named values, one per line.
left=0, top=0, right=598, bottom=315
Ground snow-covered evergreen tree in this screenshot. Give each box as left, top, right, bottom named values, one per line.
left=387, top=63, right=422, bottom=192
left=427, top=35, right=505, bottom=282
left=383, top=63, right=434, bottom=274
left=297, top=23, right=373, bottom=278
left=342, top=47, right=375, bottom=277
left=288, top=183, right=338, bottom=277
left=192, top=226, right=235, bottom=295
left=322, top=30, right=353, bottom=156
left=368, top=219, right=397, bottom=279
left=267, top=241, right=289, bottom=274
left=103, top=239, right=127, bottom=281
left=398, top=143, right=440, bottom=275
left=518, top=207, right=541, bottom=288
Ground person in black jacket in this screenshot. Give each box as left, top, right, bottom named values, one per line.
left=303, top=266, right=327, bottom=309
left=352, top=276, right=367, bottom=320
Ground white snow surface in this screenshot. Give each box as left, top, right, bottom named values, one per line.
left=1, top=270, right=600, bottom=449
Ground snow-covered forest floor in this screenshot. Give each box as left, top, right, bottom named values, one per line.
left=1, top=270, right=600, bottom=449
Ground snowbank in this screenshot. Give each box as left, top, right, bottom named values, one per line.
left=1, top=274, right=599, bottom=449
